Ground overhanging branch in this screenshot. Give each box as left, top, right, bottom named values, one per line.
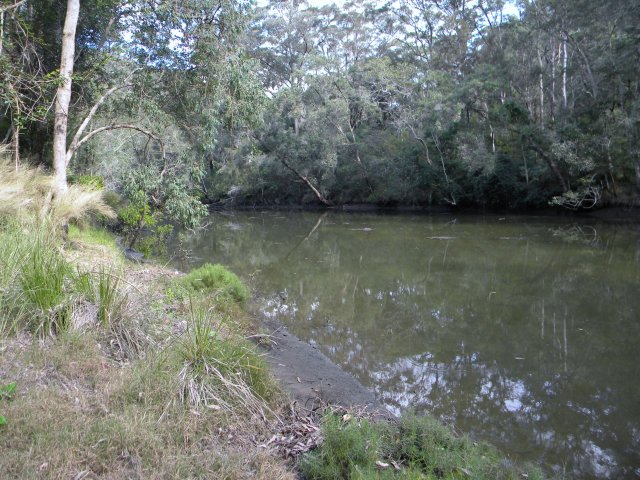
left=65, top=83, right=133, bottom=166
left=72, top=123, right=165, bottom=161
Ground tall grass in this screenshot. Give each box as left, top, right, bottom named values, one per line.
left=0, top=160, right=114, bottom=230
left=20, top=239, right=71, bottom=335
left=95, top=268, right=128, bottom=326
left=70, top=265, right=148, bottom=359
left=0, top=160, right=119, bottom=337
left=176, top=300, right=276, bottom=420
left=0, top=225, right=46, bottom=335
left=0, top=224, right=76, bottom=337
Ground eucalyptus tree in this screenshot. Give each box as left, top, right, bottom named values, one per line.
left=52, top=0, right=79, bottom=195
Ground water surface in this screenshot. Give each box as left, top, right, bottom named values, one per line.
left=171, top=211, right=640, bottom=479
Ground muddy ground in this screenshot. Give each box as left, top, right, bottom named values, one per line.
left=256, top=316, right=378, bottom=412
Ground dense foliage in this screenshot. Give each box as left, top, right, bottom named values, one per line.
left=1, top=0, right=639, bottom=214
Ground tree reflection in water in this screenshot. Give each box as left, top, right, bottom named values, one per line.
left=172, top=211, right=640, bottom=479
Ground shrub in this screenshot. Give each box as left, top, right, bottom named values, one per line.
left=301, top=414, right=383, bottom=479
left=181, top=263, right=249, bottom=304
left=301, top=412, right=545, bottom=480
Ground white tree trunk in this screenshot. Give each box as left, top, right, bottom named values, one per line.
left=562, top=35, right=568, bottom=110
left=52, top=0, right=80, bottom=195
left=537, top=45, right=544, bottom=127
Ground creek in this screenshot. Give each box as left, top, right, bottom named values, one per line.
left=170, top=210, right=640, bottom=479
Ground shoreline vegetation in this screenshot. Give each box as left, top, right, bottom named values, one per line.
left=210, top=202, right=640, bottom=224
left=0, top=165, right=544, bottom=479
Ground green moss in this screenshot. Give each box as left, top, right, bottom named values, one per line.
left=301, top=412, right=545, bottom=480
left=181, top=263, right=250, bottom=304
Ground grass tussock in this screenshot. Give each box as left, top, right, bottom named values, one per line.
left=180, top=263, right=250, bottom=304
left=176, top=300, right=279, bottom=421
left=20, top=239, right=71, bottom=335
left=0, top=225, right=69, bottom=336
left=0, top=223, right=137, bottom=342
left=0, top=161, right=50, bottom=214
left=0, top=160, right=114, bottom=229
left=301, top=412, right=545, bottom=480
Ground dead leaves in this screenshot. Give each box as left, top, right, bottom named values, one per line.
left=259, top=404, right=323, bottom=458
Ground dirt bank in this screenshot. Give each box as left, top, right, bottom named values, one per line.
left=256, top=317, right=378, bottom=412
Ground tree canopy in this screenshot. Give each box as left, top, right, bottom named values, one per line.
left=1, top=0, right=639, bottom=216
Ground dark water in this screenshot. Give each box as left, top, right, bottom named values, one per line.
left=170, top=211, right=640, bottom=479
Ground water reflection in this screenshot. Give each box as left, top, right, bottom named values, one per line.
left=171, top=211, right=640, bottom=479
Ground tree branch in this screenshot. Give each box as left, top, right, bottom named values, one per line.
left=0, top=0, right=26, bottom=13
left=72, top=123, right=165, bottom=162
left=65, top=83, right=133, bottom=165
left=526, top=142, right=568, bottom=191
left=280, top=158, right=332, bottom=206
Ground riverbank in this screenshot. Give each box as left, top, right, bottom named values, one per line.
left=0, top=224, right=297, bottom=478
left=0, top=220, right=545, bottom=479
left=257, top=315, right=377, bottom=411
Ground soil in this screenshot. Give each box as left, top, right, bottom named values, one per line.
left=256, top=317, right=378, bottom=412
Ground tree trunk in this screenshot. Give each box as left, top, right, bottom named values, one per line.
left=550, top=41, right=557, bottom=123
left=527, top=143, right=568, bottom=191
left=11, top=121, right=19, bottom=170
left=280, top=158, right=332, bottom=206
left=562, top=35, right=568, bottom=110
left=537, top=45, right=544, bottom=127
left=52, top=0, right=80, bottom=196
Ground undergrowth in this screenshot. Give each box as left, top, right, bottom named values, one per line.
left=0, top=334, right=293, bottom=479
left=0, top=162, right=295, bottom=478
left=301, top=413, right=545, bottom=480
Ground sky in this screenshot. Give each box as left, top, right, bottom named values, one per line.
left=257, top=0, right=520, bottom=18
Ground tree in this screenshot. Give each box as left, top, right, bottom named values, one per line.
left=52, top=0, right=79, bottom=196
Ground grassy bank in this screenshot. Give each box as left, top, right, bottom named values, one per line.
left=0, top=165, right=544, bottom=479
left=0, top=221, right=293, bottom=478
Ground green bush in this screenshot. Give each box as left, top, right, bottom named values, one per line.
left=181, top=263, right=249, bottom=304
left=117, top=190, right=173, bottom=257
left=302, top=414, right=384, bottom=479
left=301, top=413, right=545, bottom=480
